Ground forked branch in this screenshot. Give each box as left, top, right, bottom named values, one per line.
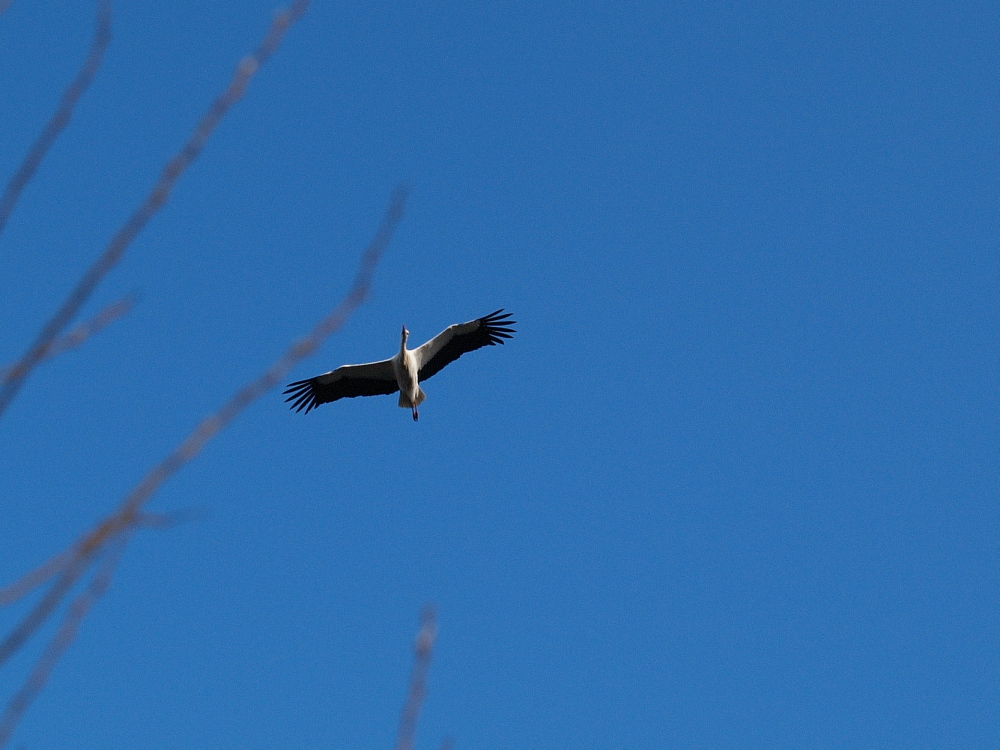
left=0, top=0, right=310, bottom=420
left=0, top=186, right=408, bottom=747
left=0, top=296, right=135, bottom=385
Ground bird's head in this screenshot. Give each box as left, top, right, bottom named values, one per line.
left=401, top=325, right=409, bottom=343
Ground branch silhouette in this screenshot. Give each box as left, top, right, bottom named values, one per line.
left=0, top=0, right=310, bottom=420
left=1, top=3, right=446, bottom=746
left=0, top=186, right=408, bottom=747
left=0, top=1, right=111, bottom=241
left=397, top=604, right=439, bottom=750
left=0, top=296, right=135, bottom=385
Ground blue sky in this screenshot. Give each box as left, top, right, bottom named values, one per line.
left=1, top=0, right=998, bottom=747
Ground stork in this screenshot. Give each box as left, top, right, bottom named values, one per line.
left=284, top=309, right=516, bottom=420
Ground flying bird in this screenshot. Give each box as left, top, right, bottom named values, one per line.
left=284, top=309, right=516, bottom=421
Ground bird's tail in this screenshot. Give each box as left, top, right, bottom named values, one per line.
left=398, top=387, right=426, bottom=408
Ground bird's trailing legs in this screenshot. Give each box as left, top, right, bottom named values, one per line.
left=412, top=406, right=419, bottom=421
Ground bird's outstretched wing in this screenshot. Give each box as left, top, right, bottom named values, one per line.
left=414, top=309, right=516, bottom=382
left=284, top=359, right=397, bottom=413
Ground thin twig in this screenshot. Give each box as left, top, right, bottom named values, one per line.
left=0, top=552, right=95, bottom=669
left=0, top=187, right=407, bottom=746
left=0, top=1, right=111, bottom=240
left=0, top=296, right=135, bottom=385
left=112, top=185, right=405, bottom=526
left=0, top=512, right=117, bottom=665
left=0, top=0, right=310, bottom=420
left=39, top=295, right=135, bottom=360
left=0, top=501, right=189, bottom=608
left=0, top=547, right=76, bottom=608
left=0, top=537, right=127, bottom=747
left=396, top=604, right=438, bottom=750
left=132, top=508, right=206, bottom=529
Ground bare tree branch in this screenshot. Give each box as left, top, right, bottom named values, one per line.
left=0, top=1, right=111, bottom=240
left=0, top=548, right=76, bottom=608
left=0, top=537, right=126, bottom=747
left=0, top=498, right=188, bottom=609
left=37, top=295, right=135, bottom=360
left=0, top=551, right=95, bottom=669
left=0, top=186, right=407, bottom=747
left=0, top=0, right=310, bottom=420
left=111, top=185, right=405, bottom=526
left=396, top=604, right=438, bottom=750
left=0, top=296, right=135, bottom=384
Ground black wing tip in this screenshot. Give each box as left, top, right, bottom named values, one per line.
left=482, top=309, right=516, bottom=325
left=283, top=378, right=313, bottom=393
left=283, top=382, right=309, bottom=398
left=480, top=309, right=516, bottom=346
left=284, top=380, right=319, bottom=413
left=483, top=308, right=514, bottom=321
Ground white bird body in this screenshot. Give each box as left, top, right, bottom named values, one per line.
left=285, top=310, right=515, bottom=421
left=392, top=327, right=425, bottom=415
